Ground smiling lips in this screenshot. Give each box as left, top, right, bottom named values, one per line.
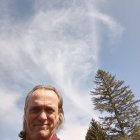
left=34, top=123, right=50, bottom=128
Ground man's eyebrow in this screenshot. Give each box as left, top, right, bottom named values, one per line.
left=30, top=103, right=56, bottom=108
left=29, top=105, right=41, bottom=109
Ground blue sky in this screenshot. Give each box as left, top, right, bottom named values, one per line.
left=0, top=0, right=140, bottom=140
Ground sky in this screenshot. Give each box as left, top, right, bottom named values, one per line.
left=0, top=0, right=140, bottom=140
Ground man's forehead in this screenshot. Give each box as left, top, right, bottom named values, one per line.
left=28, top=89, right=59, bottom=102
left=26, top=89, right=59, bottom=109
left=31, top=89, right=57, bottom=96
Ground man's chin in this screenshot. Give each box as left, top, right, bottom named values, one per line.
left=35, top=130, right=52, bottom=139
left=27, top=129, right=51, bottom=140
left=38, top=129, right=50, bottom=135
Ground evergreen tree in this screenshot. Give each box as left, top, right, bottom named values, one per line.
left=131, top=126, right=140, bottom=140
left=91, top=69, right=140, bottom=139
left=86, top=119, right=109, bottom=140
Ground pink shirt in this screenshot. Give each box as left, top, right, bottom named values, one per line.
left=51, top=134, right=60, bottom=140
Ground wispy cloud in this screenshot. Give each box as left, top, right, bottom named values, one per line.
left=95, top=12, right=124, bottom=39
left=0, top=88, right=22, bottom=139
left=0, top=0, right=123, bottom=140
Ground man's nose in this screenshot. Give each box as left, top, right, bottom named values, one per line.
left=38, top=110, right=47, bottom=120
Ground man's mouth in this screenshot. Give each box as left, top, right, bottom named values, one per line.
left=34, top=123, right=50, bottom=128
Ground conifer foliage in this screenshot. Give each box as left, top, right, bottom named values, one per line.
left=90, top=69, right=140, bottom=139
left=86, top=119, right=109, bottom=140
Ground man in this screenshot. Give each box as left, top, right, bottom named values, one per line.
left=19, top=85, right=64, bottom=140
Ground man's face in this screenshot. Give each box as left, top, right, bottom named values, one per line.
left=25, top=89, right=60, bottom=140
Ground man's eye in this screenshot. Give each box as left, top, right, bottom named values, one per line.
left=47, top=108, right=54, bottom=114
left=30, top=107, right=40, bottom=113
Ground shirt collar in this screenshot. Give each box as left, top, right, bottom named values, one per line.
left=50, top=134, right=60, bottom=140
